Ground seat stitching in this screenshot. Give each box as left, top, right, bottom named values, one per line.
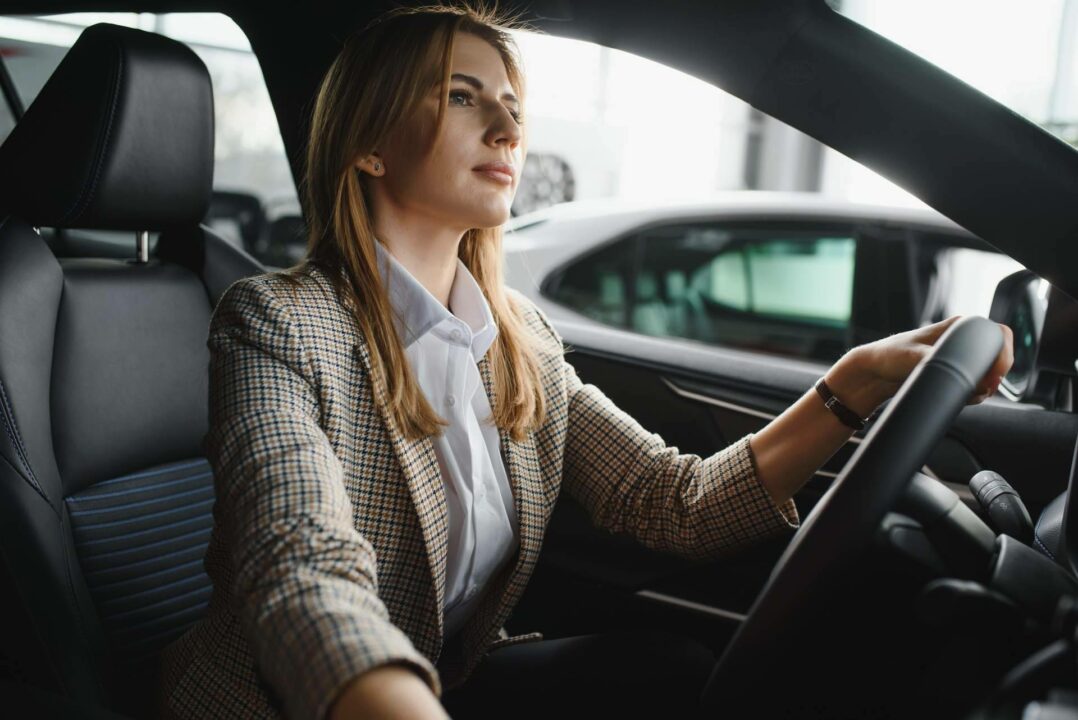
left=0, top=380, right=33, bottom=464
left=60, top=515, right=102, bottom=697
left=0, top=378, right=50, bottom=504
left=59, top=39, right=124, bottom=225
left=1034, top=534, right=1056, bottom=560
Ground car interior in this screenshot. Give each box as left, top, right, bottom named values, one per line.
left=0, top=1, right=1077, bottom=719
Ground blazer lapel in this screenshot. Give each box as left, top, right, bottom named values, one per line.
left=458, top=356, right=546, bottom=658
left=352, top=340, right=449, bottom=641
left=350, top=344, right=544, bottom=661
left=477, top=356, right=545, bottom=564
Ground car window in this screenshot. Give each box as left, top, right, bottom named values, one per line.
left=836, top=0, right=1078, bottom=149
left=546, top=237, right=634, bottom=329
left=505, top=25, right=943, bottom=213
left=546, top=223, right=858, bottom=361
left=637, top=225, right=856, bottom=360
left=0, top=13, right=300, bottom=266
left=916, top=238, right=1026, bottom=323
left=500, top=23, right=1039, bottom=369
left=687, top=233, right=855, bottom=324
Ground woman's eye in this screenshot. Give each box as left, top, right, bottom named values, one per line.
left=449, top=89, right=523, bottom=124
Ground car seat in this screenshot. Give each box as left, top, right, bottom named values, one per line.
left=0, top=23, right=264, bottom=717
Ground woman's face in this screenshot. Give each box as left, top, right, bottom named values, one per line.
left=365, top=31, right=524, bottom=231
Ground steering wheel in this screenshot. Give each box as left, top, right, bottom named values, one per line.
left=700, top=316, right=1004, bottom=714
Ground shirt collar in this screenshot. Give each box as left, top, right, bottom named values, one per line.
left=374, top=240, right=498, bottom=362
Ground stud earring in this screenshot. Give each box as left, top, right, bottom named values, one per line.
left=374, top=162, right=381, bottom=172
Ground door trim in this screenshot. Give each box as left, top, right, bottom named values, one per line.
left=661, top=376, right=864, bottom=445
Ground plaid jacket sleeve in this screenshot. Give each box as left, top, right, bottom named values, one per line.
left=205, top=277, right=439, bottom=720
left=529, top=306, right=799, bottom=561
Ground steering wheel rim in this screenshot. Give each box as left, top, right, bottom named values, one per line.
left=701, top=316, right=1004, bottom=713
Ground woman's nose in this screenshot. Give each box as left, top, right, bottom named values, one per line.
left=487, top=105, right=522, bottom=146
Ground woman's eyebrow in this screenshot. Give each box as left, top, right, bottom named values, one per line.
left=450, top=72, right=519, bottom=106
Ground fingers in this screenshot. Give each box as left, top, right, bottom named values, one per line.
left=917, top=314, right=963, bottom=345
left=896, top=316, right=1000, bottom=394
left=995, top=323, right=1015, bottom=377
left=972, top=376, right=1001, bottom=398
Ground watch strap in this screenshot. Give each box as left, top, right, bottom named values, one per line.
left=815, top=377, right=866, bottom=431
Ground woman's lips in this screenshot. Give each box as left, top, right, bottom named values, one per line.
left=473, top=168, right=513, bottom=185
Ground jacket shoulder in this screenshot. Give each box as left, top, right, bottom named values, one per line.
left=210, top=264, right=360, bottom=373
left=214, top=264, right=351, bottom=329
left=505, top=286, right=563, bottom=350
left=218, top=264, right=334, bottom=305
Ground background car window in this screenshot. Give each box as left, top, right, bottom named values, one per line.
left=0, top=13, right=300, bottom=265
left=690, top=235, right=855, bottom=323
left=643, top=227, right=855, bottom=360
left=547, top=224, right=857, bottom=361
left=546, top=238, right=634, bottom=328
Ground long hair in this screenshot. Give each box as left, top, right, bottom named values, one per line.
left=287, top=1, right=547, bottom=442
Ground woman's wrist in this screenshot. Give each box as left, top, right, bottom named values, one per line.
left=823, top=346, right=892, bottom=421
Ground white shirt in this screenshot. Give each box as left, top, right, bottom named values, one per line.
left=374, top=241, right=520, bottom=640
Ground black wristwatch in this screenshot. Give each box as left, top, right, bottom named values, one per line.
left=814, top=377, right=866, bottom=431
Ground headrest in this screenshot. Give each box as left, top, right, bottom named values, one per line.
left=0, top=23, right=214, bottom=230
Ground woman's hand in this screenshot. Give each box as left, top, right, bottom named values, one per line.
left=330, top=664, right=449, bottom=720
left=835, top=315, right=1015, bottom=415
left=753, top=315, right=1014, bottom=507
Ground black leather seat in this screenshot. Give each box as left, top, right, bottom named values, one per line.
left=0, top=23, right=264, bottom=717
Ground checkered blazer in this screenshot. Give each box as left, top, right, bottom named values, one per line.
left=160, top=263, right=799, bottom=719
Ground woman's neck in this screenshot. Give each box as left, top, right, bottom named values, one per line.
left=373, top=216, right=464, bottom=309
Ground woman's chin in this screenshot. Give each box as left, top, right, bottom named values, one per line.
left=463, top=205, right=513, bottom=229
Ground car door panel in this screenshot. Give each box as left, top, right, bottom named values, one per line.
left=509, top=320, right=1077, bottom=641
left=511, top=323, right=826, bottom=639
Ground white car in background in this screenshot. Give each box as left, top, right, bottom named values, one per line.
left=502, top=192, right=1022, bottom=363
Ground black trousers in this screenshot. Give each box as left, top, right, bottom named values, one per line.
left=440, top=630, right=715, bottom=719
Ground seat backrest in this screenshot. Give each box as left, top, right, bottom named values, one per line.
left=0, top=23, right=264, bottom=715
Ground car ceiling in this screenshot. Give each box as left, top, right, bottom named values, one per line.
left=5, top=0, right=1078, bottom=300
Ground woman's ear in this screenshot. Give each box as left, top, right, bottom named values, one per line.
left=354, top=154, right=385, bottom=176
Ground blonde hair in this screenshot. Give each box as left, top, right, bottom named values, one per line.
left=287, top=1, right=546, bottom=442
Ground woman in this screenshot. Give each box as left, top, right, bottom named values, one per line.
left=161, top=3, right=1014, bottom=719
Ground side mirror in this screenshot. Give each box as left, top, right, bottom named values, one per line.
left=989, top=269, right=1078, bottom=406
left=988, top=269, right=1046, bottom=399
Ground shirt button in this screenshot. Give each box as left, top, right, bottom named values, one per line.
left=450, top=328, right=463, bottom=342
left=447, top=395, right=457, bottom=407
